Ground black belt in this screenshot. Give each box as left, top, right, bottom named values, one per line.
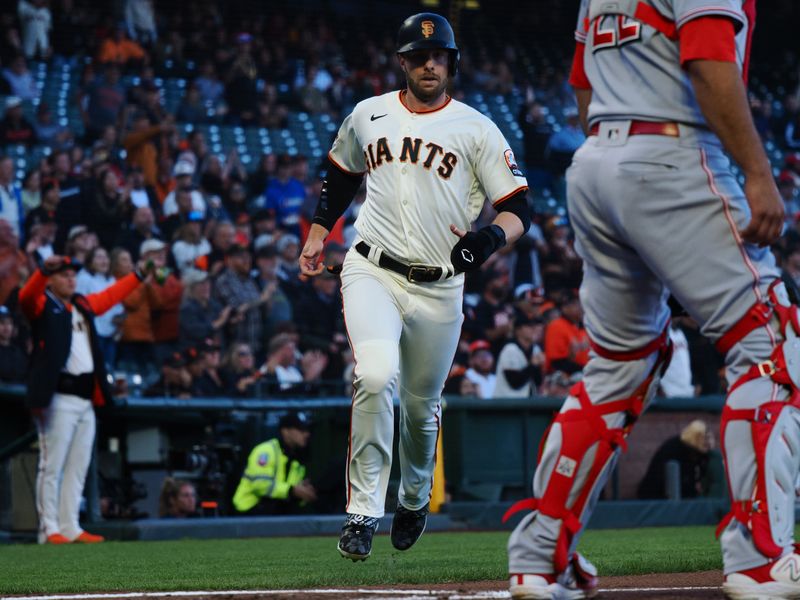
left=355, top=242, right=454, bottom=283
left=56, top=372, right=95, bottom=400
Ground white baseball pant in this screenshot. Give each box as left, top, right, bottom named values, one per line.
left=340, top=247, right=463, bottom=517
left=36, top=393, right=96, bottom=543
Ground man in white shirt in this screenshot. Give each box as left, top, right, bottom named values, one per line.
left=464, top=340, right=496, bottom=399
left=660, top=320, right=696, bottom=398
left=493, top=314, right=545, bottom=399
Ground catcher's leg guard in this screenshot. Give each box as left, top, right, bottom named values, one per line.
left=507, top=332, right=671, bottom=576
left=716, top=281, right=800, bottom=574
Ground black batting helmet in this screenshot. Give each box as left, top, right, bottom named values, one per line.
left=396, top=13, right=460, bottom=76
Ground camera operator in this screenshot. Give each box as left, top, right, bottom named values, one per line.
left=232, top=411, right=317, bottom=514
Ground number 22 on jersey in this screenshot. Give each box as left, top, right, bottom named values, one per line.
left=592, top=16, right=642, bottom=51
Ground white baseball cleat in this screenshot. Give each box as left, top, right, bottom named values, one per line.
left=510, top=553, right=598, bottom=600
left=509, top=574, right=585, bottom=600
left=724, top=552, right=800, bottom=599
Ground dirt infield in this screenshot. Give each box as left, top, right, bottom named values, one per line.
left=2, top=570, right=726, bottom=600
left=406, top=570, right=724, bottom=599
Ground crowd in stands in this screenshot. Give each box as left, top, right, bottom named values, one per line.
left=0, top=0, right=798, bottom=402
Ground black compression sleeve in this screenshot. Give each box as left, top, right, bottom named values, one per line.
left=503, top=365, right=537, bottom=389
left=495, top=191, right=531, bottom=234
left=312, top=158, right=364, bottom=231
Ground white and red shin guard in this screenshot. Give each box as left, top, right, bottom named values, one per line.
left=507, top=331, right=672, bottom=577
left=716, top=282, right=800, bottom=573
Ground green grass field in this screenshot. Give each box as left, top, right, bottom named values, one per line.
left=0, top=526, right=722, bottom=594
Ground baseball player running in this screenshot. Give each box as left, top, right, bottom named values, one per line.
left=505, top=1, right=799, bottom=599
left=20, top=255, right=148, bottom=544
left=299, top=12, right=530, bottom=561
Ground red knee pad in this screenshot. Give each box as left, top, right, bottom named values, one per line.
left=504, top=381, right=645, bottom=572
left=716, top=281, right=800, bottom=557
left=718, top=401, right=794, bottom=558
left=504, top=332, right=671, bottom=573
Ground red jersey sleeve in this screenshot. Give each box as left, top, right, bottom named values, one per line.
left=679, top=16, right=736, bottom=68
left=569, top=42, right=591, bottom=90
left=18, top=269, right=48, bottom=320
left=86, top=272, right=142, bottom=315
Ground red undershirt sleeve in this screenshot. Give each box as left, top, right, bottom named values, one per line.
left=568, top=42, right=591, bottom=89
left=679, top=16, right=736, bottom=68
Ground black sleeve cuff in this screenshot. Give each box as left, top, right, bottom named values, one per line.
left=313, top=158, right=364, bottom=231
left=495, top=191, right=531, bottom=234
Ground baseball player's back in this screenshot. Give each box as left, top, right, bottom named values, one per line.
left=577, top=0, right=753, bottom=126
left=507, top=2, right=798, bottom=600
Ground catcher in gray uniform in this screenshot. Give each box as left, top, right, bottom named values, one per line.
left=505, top=1, right=800, bottom=599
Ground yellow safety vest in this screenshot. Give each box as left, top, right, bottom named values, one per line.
left=232, top=437, right=307, bottom=512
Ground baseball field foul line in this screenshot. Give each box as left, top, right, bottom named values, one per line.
left=1, top=586, right=724, bottom=600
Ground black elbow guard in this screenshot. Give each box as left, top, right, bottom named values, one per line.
left=312, top=159, right=364, bottom=231
left=495, top=192, right=531, bottom=234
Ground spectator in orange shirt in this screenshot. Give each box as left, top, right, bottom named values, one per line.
left=543, top=290, right=589, bottom=375
left=151, top=262, right=183, bottom=363
left=154, top=156, right=176, bottom=206
left=123, top=112, right=175, bottom=187
left=97, top=23, right=147, bottom=66
left=117, top=240, right=164, bottom=374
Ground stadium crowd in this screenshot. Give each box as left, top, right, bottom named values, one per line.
left=0, top=0, right=798, bottom=403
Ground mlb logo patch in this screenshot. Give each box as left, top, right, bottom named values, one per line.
left=504, top=149, right=524, bottom=177
left=556, top=456, right=577, bottom=478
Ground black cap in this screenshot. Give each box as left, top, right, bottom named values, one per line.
left=279, top=411, right=312, bottom=431
left=184, top=346, right=202, bottom=363
left=165, top=351, right=187, bottom=368
left=256, top=245, right=278, bottom=260
left=396, top=13, right=459, bottom=75
left=514, top=311, right=543, bottom=328
left=28, top=210, right=56, bottom=227
left=199, top=337, right=221, bottom=354
left=41, top=178, right=59, bottom=195
left=225, top=243, right=249, bottom=258
left=49, top=257, right=82, bottom=274
left=253, top=208, right=276, bottom=222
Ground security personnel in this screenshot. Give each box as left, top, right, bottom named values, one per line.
left=232, top=411, right=317, bottom=514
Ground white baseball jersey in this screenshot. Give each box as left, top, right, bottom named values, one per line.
left=64, top=308, right=94, bottom=375
left=329, top=90, right=528, bottom=271
left=576, top=0, right=752, bottom=126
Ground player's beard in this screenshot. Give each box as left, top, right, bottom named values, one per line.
left=406, top=73, right=448, bottom=104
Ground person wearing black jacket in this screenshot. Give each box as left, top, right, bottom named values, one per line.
left=19, top=254, right=145, bottom=544
left=0, top=305, right=26, bottom=382
left=637, top=420, right=713, bottom=500
left=188, top=340, right=225, bottom=398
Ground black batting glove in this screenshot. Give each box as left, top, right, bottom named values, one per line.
left=450, top=224, right=506, bottom=272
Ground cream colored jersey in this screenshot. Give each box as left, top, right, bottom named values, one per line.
left=329, top=90, right=528, bottom=270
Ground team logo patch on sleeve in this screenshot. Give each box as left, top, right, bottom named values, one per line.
left=257, top=454, right=268, bottom=466
left=504, top=149, right=525, bottom=177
